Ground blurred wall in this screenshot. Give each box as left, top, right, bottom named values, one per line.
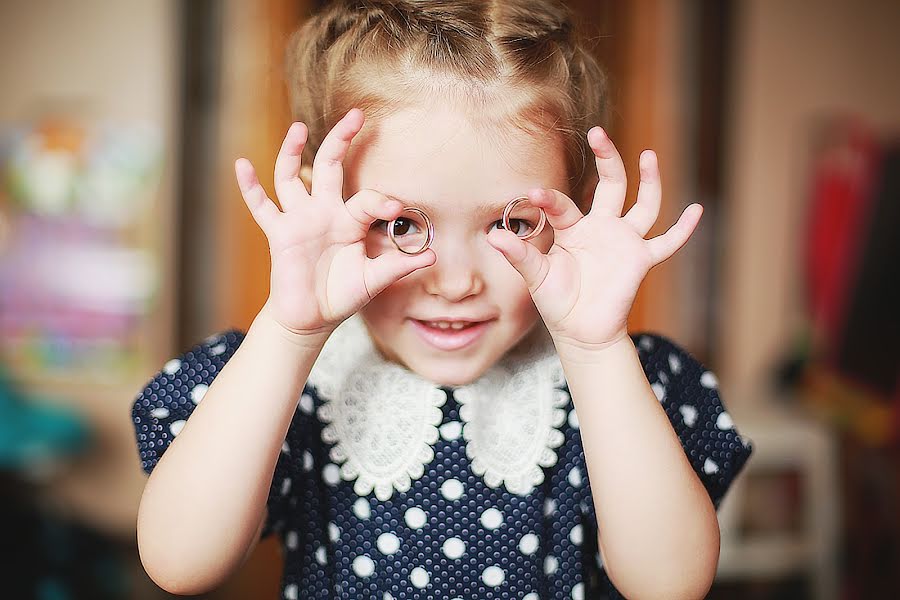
left=0, top=0, right=180, bottom=537
left=721, top=0, right=900, bottom=401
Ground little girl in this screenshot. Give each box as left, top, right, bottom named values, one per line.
left=131, top=1, right=751, bottom=598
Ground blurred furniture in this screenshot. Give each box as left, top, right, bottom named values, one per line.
left=716, top=401, right=840, bottom=600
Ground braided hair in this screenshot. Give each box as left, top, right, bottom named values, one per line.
left=285, top=0, right=607, bottom=209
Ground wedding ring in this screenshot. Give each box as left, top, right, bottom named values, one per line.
left=388, top=207, right=434, bottom=255
left=502, top=196, right=547, bottom=240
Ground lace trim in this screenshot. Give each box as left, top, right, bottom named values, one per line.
left=308, top=313, right=567, bottom=499
left=455, top=348, right=568, bottom=495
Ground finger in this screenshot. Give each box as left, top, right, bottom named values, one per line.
left=343, top=189, right=405, bottom=234
left=363, top=248, right=436, bottom=299
left=273, top=122, right=311, bottom=210
left=311, top=108, right=365, bottom=202
left=622, top=150, right=661, bottom=237
left=235, top=158, right=279, bottom=233
left=586, top=127, right=627, bottom=218
left=487, top=228, right=550, bottom=292
left=646, top=203, right=703, bottom=265
left=525, top=187, right=584, bottom=231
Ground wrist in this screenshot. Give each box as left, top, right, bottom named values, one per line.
left=553, top=331, right=634, bottom=365
left=255, top=301, right=334, bottom=352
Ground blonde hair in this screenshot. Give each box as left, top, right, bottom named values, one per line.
left=284, top=0, right=608, bottom=210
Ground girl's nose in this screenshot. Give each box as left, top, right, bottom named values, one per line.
left=423, top=245, right=484, bottom=301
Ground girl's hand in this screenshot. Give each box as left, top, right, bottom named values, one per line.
left=487, top=127, right=702, bottom=356
left=235, top=109, right=436, bottom=340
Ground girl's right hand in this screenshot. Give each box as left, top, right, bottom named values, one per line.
left=234, top=108, right=436, bottom=341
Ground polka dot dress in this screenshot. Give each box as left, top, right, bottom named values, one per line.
left=132, top=328, right=751, bottom=599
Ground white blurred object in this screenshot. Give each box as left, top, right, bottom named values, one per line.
left=716, top=400, right=840, bottom=600
left=32, top=240, right=157, bottom=314
left=74, top=121, right=162, bottom=228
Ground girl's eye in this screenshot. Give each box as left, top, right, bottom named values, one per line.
left=373, top=217, right=421, bottom=236
left=491, top=219, right=536, bottom=237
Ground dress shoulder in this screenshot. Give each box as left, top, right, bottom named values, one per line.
left=131, top=330, right=246, bottom=475
left=631, top=331, right=752, bottom=507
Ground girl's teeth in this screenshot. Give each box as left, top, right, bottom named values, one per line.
left=427, top=321, right=469, bottom=330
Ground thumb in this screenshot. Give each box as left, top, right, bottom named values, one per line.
left=487, top=229, right=549, bottom=292
left=363, top=249, right=436, bottom=298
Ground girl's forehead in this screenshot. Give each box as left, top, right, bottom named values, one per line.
left=344, top=104, right=568, bottom=212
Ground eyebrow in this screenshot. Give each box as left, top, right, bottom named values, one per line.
left=384, top=193, right=514, bottom=218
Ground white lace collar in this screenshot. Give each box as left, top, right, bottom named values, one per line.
left=308, top=313, right=570, bottom=500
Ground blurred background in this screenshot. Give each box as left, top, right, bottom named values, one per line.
left=1, top=0, right=898, bottom=598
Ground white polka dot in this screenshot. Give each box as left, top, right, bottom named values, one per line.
left=323, top=463, right=341, bottom=486
left=376, top=532, right=400, bottom=555
left=410, top=566, right=430, bottom=588
left=481, top=565, right=505, bottom=587
left=544, top=555, right=559, bottom=575
left=700, top=371, right=718, bottom=388
left=679, top=404, right=698, bottom=427
left=568, top=408, right=579, bottom=429
left=518, top=533, right=539, bottom=555
left=544, top=498, right=557, bottom=516
left=442, top=537, right=465, bottom=559
left=328, top=522, right=340, bottom=542
left=383, top=594, right=393, bottom=600
left=280, top=478, right=291, bottom=495
left=315, top=545, right=327, bottom=565
left=285, top=530, right=298, bottom=550
left=352, top=555, right=375, bottom=577
left=716, top=411, right=734, bottom=430
left=298, top=393, right=314, bottom=413
left=703, top=457, right=719, bottom=475
left=668, top=353, right=682, bottom=374
left=404, top=507, right=427, bottom=529
left=440, top=478, right=464, bottom=501
left=639, top=336, right=654, bottom=351
left=302, top=450, right=314, bottom=471
left=567, top=466, right=583, bottom=487
left=569, top=524, right=583, bottom=545
left=353, top=498, right=371, bottom=519
left=439, top=421, right=462, bottom=440
left=658, top=370, right=669, bottom=385
left=162, top=358, right=182, bottom=375
left=480, top=507, right=503, bottom=529
left=150, top=407, right=169, bottom=419
left=284, top=583, right=298, bottom=600
left=596, top=551, right=603, bottom=568
left=190, top=384, right=208, bottom=404
left=281, top=440, right=290, bottom=454
left=210, top=342, right=226, bottom=356
left=572, top=582, right=585, bottom=600
left=169, top=420, right=186, bottom=436
left=651, top=382, right=666, bottom=402
left=523, top=594, right=539, bottom=600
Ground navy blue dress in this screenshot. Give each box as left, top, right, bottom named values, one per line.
left=131, top=315, right=751, bottom=599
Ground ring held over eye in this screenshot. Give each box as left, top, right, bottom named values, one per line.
left=386, top=196, right=547, bottom=255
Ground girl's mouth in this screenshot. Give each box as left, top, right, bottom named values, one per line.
left=410, top=319, right=493, bottom=351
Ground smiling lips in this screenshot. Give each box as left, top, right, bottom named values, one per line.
left=410, top=318, right=493, bottom=350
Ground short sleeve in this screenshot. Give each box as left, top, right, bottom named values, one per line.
left=634, top=332, right=752, bottom=507
left=130, top=330, right=293, bottom=538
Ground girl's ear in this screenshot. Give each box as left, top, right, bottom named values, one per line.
left=299, top=165, right=313, bottom=193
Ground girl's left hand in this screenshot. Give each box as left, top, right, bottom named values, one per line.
left=487, top=126, right=703, bottom=357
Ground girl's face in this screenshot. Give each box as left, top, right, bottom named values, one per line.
left=343, top=101, right=571, bottom=386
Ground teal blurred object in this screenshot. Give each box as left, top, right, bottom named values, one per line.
left=0, top=362, right=88, bottom=469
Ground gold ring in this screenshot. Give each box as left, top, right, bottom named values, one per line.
left=502, top=196, right=547, bottom=240
left=388, top=207, right=434, bottom=255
